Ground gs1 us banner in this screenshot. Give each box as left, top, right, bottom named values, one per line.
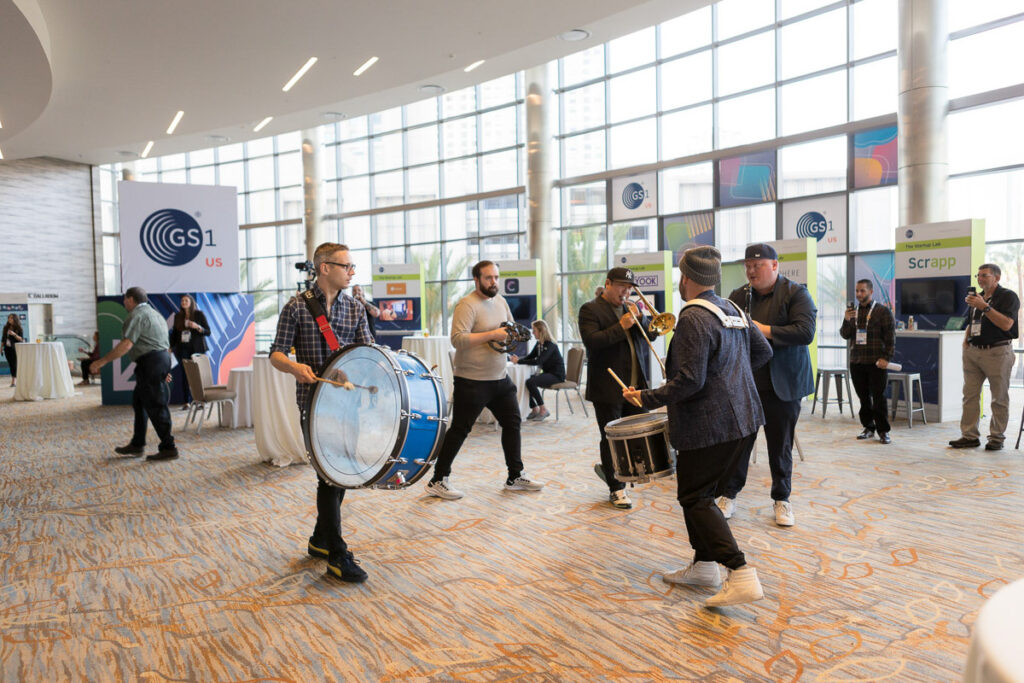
left=781, top=194, right=847, bottom=256
left=119, top=181, right=239, bottom=293
left=610, top=172, right=657, bottom=222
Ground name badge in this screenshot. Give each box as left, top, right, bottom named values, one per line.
left=181, top=330, right=191, bottom=343
left=855, top=329, right=867, bottom=345
left=969, top=322, right=982, bottom=338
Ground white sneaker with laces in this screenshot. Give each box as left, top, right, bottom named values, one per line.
left=504, top=474, right=543, bottom=491
left=663, top=561, right=721, bottom=587
left=774, top=500, right=794, bottom=526
left=716, top=496, right=735, bottom=519
left=705, top=566, right=764, bottom=607
left=609, top=489, right=632, bottom=509
left=424, top=477, right=464, bottom=500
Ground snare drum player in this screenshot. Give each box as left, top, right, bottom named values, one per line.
left=624, top=247, right=772, bottom=607
left=424, top=260, right=544, bottom=500
left=270, top=242, right=373, bottom=583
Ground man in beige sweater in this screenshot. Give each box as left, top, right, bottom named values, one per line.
left=425, top=260, right=544, bottom=499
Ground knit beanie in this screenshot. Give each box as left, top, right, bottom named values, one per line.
left=680, top=246, right=721, bottom=286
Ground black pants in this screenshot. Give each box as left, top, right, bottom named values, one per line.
left=174, top=348, right=193, bottom=403
left=719, top=386, right=799, bottom=502
left=314, top=477, right=348, bottom=553
left=129, top=350, right=175, bottom=450
left=430, top=376, right=523, bottom=482
left=850, top=363, right=890, bottom=434
left=526, top=372, right=562, bottom=408
left=4, top=346, right=16, bottom=378
left=678, top=433, right=755, bottom=570
left=81, top=359, right=94, bottom=381
left=593, top=400, right=648, bottom=493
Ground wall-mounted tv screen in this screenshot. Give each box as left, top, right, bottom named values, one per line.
left=899, top=279, right=957, bottom=315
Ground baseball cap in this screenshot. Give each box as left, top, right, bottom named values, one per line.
left=744, top=243, right=778, bottom=260
left=606, top=267, right=636, bottom=284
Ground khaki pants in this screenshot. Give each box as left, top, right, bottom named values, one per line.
left=960, top=344, right=1016, bottom=444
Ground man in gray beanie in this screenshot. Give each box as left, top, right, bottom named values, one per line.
left=624, top=246, right=773, bottom=607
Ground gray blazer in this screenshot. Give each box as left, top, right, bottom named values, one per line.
left=640, top=291, right=772, bottom=452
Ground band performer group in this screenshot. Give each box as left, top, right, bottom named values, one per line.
left=839, top=279, right=895, bottom=444
left=270, top=242, right=373, bottom=583
left=624, top=247, right=771, bottom=607
left=424, top=260, right=543, bottom=500
left=579, top=267, right=658, bottom=509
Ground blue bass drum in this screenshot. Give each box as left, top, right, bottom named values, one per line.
left=302, top=344, right=448, bottom=489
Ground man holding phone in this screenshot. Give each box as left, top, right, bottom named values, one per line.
left=840, top=280, right=895, bottom=444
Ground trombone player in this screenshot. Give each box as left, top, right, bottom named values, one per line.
left=580, top=267, right=661, bottom=509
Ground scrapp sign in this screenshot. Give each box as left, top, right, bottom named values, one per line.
left=895, top=220, right=974, bottom=279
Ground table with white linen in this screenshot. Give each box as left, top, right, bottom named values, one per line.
left=252, top=356, right=306, bottom=466
left=964, top=578, right=1024, bottom=683
left=401, top=335, right=455, bottom=399
left=219, top=366, right=253, bottom=428
left=13, top=342, right=75, bottom=401
left=479, top=363, right=537, bottom=424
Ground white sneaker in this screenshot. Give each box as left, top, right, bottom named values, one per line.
left=609, top=489, right=632, bottom=509
left=716, top=496, right=735, bottom=519
left=774, top=500, right=794, bottom=527
left=504, top=475, right=543, bottom=491
left=663, top=561, right=721, bottom=587
left=705, top=566, right=764, bottom=607
left=425, top=477, right=464, bottom=500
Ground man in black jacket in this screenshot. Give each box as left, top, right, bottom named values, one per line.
left=839, top=279, right=895, bottom=444
left=579, top=267, right=658, bottom=509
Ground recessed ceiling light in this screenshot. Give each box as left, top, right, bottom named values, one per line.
left=205, top=134, right=231, bottom=143
left=418, top=84, right=445, bottom=94
left=141, top=141, right=154, bottom=158
left=558, top=29, right=591, bottom=42
left=353, top=56, right=379, bottom=76
left=166, top=110, right=184, bottom=135
left=117, top=150, right=136, bottom=158
left=283, top=57, right=318, bottom=92
left=253, top=116, right=273, bottom=133
left=321, top=111, right=346, bottom=121
left=464, top=60, right=485, bottom=73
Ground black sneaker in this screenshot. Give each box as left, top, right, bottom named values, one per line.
left=985, top=442, right=1004, bottom=451
left=856, top=429, right=875, bottom=440
left=146, top=447, right=179, bottom=461
left=593, top=463, right=607, bottom=484
left=307, top=537, right=332, bottom=559
left=879, top=433, right=892, bottom=445
left=114, top=444, right=144, bottom=456
left=948, top=437, right=981, bottom=449
left=327, top=550, right=367, bottom=583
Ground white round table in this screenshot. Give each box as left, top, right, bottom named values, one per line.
left=252, top=356, right=306, bottom=466
left=479, top=363, right=536, bottom=424
left=13, top=342, right=75, bottom=401
left=219, top=366, right=253, bottom=428
left=402, top=335, right=455, bottom=399
left=964, top=577, right=1024, bottom=683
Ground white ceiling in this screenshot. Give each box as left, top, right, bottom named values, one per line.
left=0, top=0, right=712, bottom=166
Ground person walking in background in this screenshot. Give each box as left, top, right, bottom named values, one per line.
left=351, top=284, right=395, bottom=340
left=170, top=294, right=211, bottom=406
left=949, top=263, right=1020, bottom=451
left=511, top=320, right=565, bottom=421
left=2, top=314, right=25, bottom=387
left=840, top=279, right=896, bottom=444
left=79, top=331, right=101, bottom=385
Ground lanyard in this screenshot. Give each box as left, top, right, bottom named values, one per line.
left=971, top=293, right=993, bottom=323
left=858, top=301, right=876, bottom=327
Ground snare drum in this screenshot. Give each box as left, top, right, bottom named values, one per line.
left=303, top=344, right=447, bottom=489
left=605, top=413, right=675, bottom=483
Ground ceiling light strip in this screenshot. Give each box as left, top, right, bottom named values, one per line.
left=253, top=117, right=273, bottom=133
left=0, top=146, right=4, bottom=160
left=166, top=111, right=184, bottom=135
left=464, top=60, right=485, bottom=73
left=141, top=141, right=154, bottom=158
left=283, top=57, right=318, bottom=92
left=353, top=56, right=379, bottom=76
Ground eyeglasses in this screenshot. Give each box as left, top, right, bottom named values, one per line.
left=324, top=261, right=355, bottom=272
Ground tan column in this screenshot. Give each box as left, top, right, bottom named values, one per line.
left=301, top=128, right=324, bottom=258
left=525, top=64, right=558, bottom=331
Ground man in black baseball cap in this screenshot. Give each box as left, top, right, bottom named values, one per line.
left=744, top=243, right=778, bottom=261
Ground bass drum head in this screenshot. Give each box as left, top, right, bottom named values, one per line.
left=306, top=345, right=408, bottom=488
left=605, top=412, right=667, bottom=438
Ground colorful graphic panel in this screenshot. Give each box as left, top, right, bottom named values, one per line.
left=853, top=126, right=897, bottom=188
left=662, top=211, right=714, bottom=263
left=852, top=252, right=896, bottom=308
left=718, top=151, right=777, bottom=208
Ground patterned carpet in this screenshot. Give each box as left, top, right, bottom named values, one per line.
left=1, top=381, right=1022, bottom=682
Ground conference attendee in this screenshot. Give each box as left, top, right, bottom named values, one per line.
left=270, top=242, right=373, bottom=583
left=839, top=280, right=896, bottom=444
left=511, top=319, right=565, bottom=421
left=624, top=247, right=772, bottom=607
left=90, top=287, right=178, bottom=461
left=170, top=294, right=211, bottom=405
left=424, top=260, right=543, bottom=500
left=351, top=284, right=396, bottom=339
left=717, top=243, right=816, bottom=527
left=79, top=331, right=101, bottom=385
left=579, top=267, right=658, bottom=510
left=949, top=263, right=1020, bottom=451
left=2, top=314, right=25, bottom=387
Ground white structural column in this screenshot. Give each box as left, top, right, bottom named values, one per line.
left=898, top=0, right=949, bottom=225
left=525, top=64, right=557, bottom=329
left=301, top=127, right=325, bottom=259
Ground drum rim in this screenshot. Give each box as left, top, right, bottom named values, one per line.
left=605, top=412, right=668, bottom=436
left=383, top=348, right=448, bottom=488
left=303, top=343, right=410, bottom=488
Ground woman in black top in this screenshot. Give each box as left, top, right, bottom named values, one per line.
left=512, top=320, right=565, bottom=421
left=2, top=314, right=25, bottom=387
left=170, top=295, right=211, bottom=404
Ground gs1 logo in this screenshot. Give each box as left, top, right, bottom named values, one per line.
left=621, top=182, right=648, bottom=210
left=139, top=209, right=218, bottom=267
left=795, top=211, right=831, bottom=242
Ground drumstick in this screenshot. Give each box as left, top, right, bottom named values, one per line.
left=607, top=368, right=643, bottom=408
left=627, top=307, right=667, bottom=376
left=314, top=376, right=353, bottom=389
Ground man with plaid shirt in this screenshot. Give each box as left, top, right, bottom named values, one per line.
left=840, top=279, right=895, bottom=444
left=270, top=242, right=373, bottom=583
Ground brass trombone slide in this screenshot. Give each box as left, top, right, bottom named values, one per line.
left=625, top=303, right=667, bottom=376
left=632, top=286, right=676, bottom=335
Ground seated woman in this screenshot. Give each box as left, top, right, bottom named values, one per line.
left=79, top=331, right=100, bottom=385
left=511, top=320, right=565, bottom=421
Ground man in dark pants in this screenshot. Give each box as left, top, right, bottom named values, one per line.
left=424, top=260, right=544, bottom=500
left=840, top=279, right=895, bottom=444
left=90, top=286, right=178, bottom=461
left=624, top=247, right=772, bottom=607
left=580, top=267, right=658, bottom=509
left=718, top=243, right=816, bottom=528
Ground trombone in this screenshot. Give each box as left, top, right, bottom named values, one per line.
left=624, top=286, right=676, bottom=377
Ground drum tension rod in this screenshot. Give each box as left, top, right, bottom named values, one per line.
left=401, top=410, right=422, bottom=419
left=426, top=415, right=449, bottom=423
